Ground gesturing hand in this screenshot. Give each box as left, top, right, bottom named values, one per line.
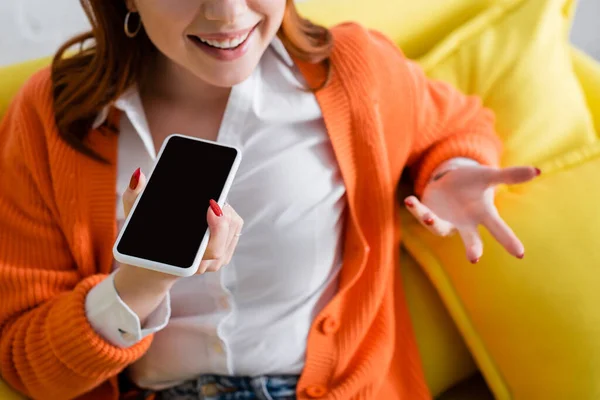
left=404, top=165, right=540, bottom=263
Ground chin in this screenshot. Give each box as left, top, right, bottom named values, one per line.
left=200, top=65, right=257, bottom=88
left=188, top=40, right=266, bottom=88
left=181, top=42, right=262, bottom=87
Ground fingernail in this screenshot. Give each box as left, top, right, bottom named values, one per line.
left=471, top=257, right=480, bottom=264
left=209, top=199, right=223, bottom=217
left=517, top=252, right=525, bottom=259
left=404, top=199, right=414, bottom=207
left=534, top=168, right=541, bottom=176
left=424, top=218, right=434, bottom=226
left=129, top=168, right=141, bottom=190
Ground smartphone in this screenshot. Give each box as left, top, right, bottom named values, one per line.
left=113, top=134, right=242, bottom=277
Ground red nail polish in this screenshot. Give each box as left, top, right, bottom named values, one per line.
left=209, top=199, right=223, bottom=217
left=129, top=168, right=141, bottom=190
left=471, top=257, right=480, bottom=264
left=517, top=253, right=525, bottom=259
left=424, top=218, right=434, bottom=226
left=534, top=168, right=541, bottom=176
left=404, top=199, right=414, bottom=207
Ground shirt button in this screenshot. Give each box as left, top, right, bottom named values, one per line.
left=212, top=341, right=224, bottom=354
left=219, top=296, right=229, bottom=309
left=201, top=383, right=219, bottom=396
left=118, top=328, right=136, bottom=342
left=305, top=384, right=328, bottom=398
left=320, top=316, right=340, bottom=335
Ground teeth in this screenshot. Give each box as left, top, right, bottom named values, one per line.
left=197, top=31, right=250, bottom=49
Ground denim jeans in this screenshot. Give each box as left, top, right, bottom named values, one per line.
left=155, top=375, right=299, bottom=400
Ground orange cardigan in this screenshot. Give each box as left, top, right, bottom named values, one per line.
left=0, top=23, right=501, bottom=400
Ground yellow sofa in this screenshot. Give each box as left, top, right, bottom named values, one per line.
left=1, top=0, right=599, bottom=399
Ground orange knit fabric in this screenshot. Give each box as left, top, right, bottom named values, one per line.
left=0, top=23, right=501, bottom=400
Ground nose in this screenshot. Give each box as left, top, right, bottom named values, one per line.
left=202, top=0, right=248, bottom=23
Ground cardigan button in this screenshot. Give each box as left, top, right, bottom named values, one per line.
left=321, top=316, right=340, bottom=335
left=305, top=384, right=328, bottom=398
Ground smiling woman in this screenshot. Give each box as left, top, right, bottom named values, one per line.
left=0, top=0, right=542, bottom=399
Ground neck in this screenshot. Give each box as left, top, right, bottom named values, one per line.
left=142, top=54, right=231, bottom=105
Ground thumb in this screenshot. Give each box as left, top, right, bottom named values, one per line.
left=204, top=199, right=229, bottom=260
left=123, top=168, right=147, bottom=218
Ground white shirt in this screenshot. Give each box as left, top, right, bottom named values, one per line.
left=85, top=40, right=347, bottom=390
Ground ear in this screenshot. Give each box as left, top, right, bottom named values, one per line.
left=125, top=0, right=138, bottom=12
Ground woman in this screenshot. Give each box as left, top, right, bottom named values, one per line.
left=0, top=0, right=539, bottom=399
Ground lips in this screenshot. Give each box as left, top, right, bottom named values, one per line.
left=187, top=24, right=258, bottom=62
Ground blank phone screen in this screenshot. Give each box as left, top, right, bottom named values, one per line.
left=117, top=136, right=238, bottom=268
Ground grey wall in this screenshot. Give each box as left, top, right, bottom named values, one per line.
left=571, top=0, right=600, bottom=60
left=0, top=0, right=88, bottom=66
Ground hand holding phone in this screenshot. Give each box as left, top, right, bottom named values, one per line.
left=113, top=167, right=244, bottom=324
left=113, top=134, right=243, bottom=276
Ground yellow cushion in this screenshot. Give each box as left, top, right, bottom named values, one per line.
left=417, top=0, right=596, bottom=167
left=297, top=0, right=496, bottom=59
left=402, top=141, right=600, bottom=399
left=400, top=249, right=478, bottom=397
left=401, top=1, right=600, bottom=397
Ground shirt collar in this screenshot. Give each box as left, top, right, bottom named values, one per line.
left=92, top=37, right=294, bottom=130
left=270, top=35, right=294, bottom=67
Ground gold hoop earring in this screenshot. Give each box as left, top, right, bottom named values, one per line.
left=124, top=11, right=142, bottom=38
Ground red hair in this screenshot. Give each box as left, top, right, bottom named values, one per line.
left=51, top=0, right=332, bottom=162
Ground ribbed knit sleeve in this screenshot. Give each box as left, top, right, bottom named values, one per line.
left=404, top=58, right=503, bottom=196
left=0, top=75, right=151, bottom=400
left=367, top=30, right=503, bottom=197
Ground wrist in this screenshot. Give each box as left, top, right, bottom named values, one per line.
left=112, top=264, right=175, bottom=328
left=430, top=167, right=456, bottom=182
left=114, top=264, right=178, bottom=295
left=429, top=158, right=480, bottom=183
